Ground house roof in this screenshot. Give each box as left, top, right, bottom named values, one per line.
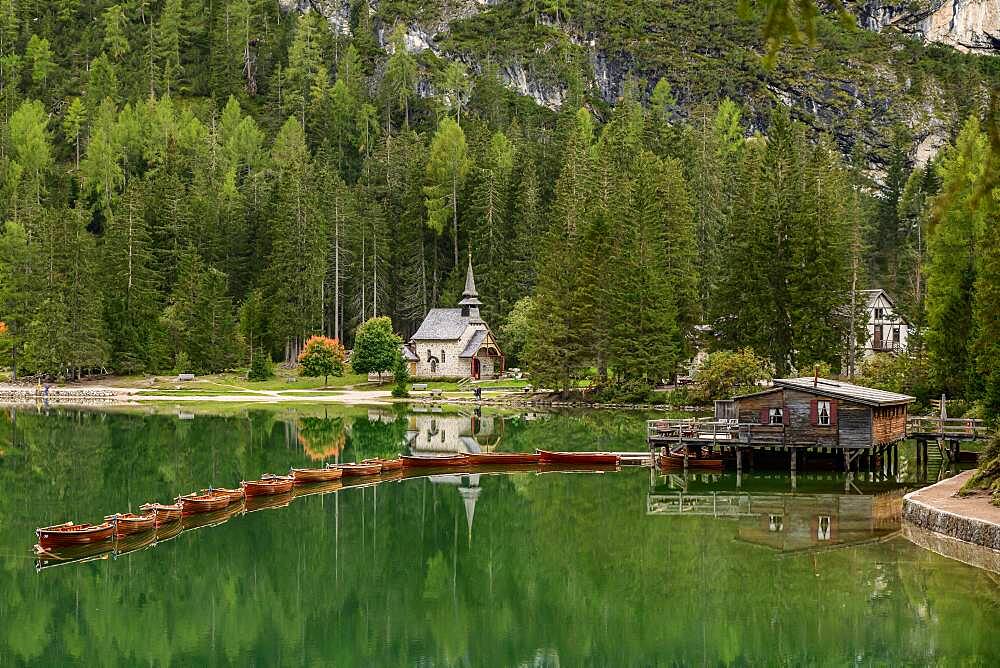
left=411, top=309, right=471, bottom=341
left=773, top=377, right=914, bottom=406
left=459, top=329, right=488, bottom=358
left=859, top=289, right=889, bottom=307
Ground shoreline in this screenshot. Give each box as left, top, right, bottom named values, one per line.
left=0, top=385, right=694, bottom=412
left=902, top=470, right=1000, bottom=570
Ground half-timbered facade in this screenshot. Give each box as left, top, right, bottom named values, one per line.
left=860, top=289, right=910, bottom=357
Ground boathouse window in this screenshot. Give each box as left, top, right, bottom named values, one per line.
left=768, top=408, right=783, bottom=425
left=769, top=515, right=783, bottom=532
left=817, top=516, right=832, bottom=541
left=817, top=401, right=831, bottom=426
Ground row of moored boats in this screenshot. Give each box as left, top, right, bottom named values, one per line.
left=34, top=450, right=622, bottom=564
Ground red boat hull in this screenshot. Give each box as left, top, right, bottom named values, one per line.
left=658, top=454, right=725, bottom=470
left=537, top=450, right=620, bottom=465
left=400, top=454, right=471, bottom=468
left=338, top=463, right=382, bottom=477
left=106, top=514, right=156, bottom=537
left=141, top=503, right=183, bottom=526
left=364, top=458, right=403, bottom=471
left=291, top=468, right=343, bottom=483
left=242, top=477, right=295, bottom=496
left=199, top=488, right=245, bottom=504
left=178, top=494, right=230, bottom=515
left=466, top=452, right=541, bottom=466
left=36, top=522, right=115, bottom=548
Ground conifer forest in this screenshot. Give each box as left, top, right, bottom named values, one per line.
left=0, top=0, right=998, bottom=413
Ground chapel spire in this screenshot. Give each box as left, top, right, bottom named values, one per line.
left=458, top=253, right=483, bottom=321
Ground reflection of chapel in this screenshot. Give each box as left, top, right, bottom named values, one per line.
left=405, top=257, right=504, bottom=379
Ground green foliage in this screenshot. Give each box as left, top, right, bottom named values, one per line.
left=857, top=352, right=931, bottom=401
left=351, top=316, right=402, bottom=377
left=691, top=349, right=773, bottom=405
left=297, top=335, right=346, bottom=385
left=247, top=349, right=275, bottom=381
left=961, top=430, right=1000, bottom=504
left=391, top=352, right=410, bottom=397
left=499, top=296, right=535, bottom=367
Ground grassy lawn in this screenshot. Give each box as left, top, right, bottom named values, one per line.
left=113, top=369, right=371, bottom=392
left=410, top=379, right=533, bottom=392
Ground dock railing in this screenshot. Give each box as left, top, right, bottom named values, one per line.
left=648, top=419, right=785, bottom=447
left=906, top=416, right=988, bottom=440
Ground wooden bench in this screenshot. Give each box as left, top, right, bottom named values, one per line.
left=430, top=388, right=443, bottom=398
left=177, top=373, right=195, bottom=381
left=412, top=383, right=428, bottom=390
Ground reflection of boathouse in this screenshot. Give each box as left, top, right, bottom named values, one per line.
left=406, top=411, right=503, bottom=455
left=647, top=473, right=904, bottom=554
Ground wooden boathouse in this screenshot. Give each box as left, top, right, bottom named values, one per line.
left=649, top=377, right=915, bottom=473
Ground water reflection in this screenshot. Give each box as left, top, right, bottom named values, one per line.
left=648, top=471, right=906, bottom=554
left=3, top=406, right=1000, bottom=665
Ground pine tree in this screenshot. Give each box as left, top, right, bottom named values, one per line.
left=266, top=116, right=327, bottom=362
left=156, top=0, right=184, bottom=95
left=0, top=221, right=33, bottom=378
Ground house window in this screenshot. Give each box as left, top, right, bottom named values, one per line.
left=817, top=516, right=832, bottom=541
left=768, top=407, right=783, bottom=425
left=874, top=307, right=884, bottom=320
left=441, top=349, right=446, bottom=363
left=892, top=327, right=900, bottom=347
left=817, top=400, right=831, bottom=426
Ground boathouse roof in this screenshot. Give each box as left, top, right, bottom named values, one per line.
left=772, top=377, right=914, bottom=407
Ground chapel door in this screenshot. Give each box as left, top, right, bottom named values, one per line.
left=471, top=357, right=480, bottom=380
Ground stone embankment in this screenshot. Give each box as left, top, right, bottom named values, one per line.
left=903, top=471, right=1000, bottom=572
left=410, top=395, right=701, bottom=412
left=0, top=387, right=122, bottom=404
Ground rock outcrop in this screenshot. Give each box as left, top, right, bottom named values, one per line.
left=855, top=0, right=1000, bottom=55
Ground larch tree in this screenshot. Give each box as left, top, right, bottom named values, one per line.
left=424, top=116, right=472, bottom=269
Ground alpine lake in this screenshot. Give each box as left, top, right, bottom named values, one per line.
left=1, top=403, right=998, bottom=666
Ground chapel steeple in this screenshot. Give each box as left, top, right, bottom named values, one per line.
left=458, top=254, right=483, bottom=322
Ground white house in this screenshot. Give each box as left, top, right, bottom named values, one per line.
left=406, top=257, right=504, bottom=379
left=860, top=289, right=910, bottom=357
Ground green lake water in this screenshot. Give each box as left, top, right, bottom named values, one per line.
left=1, top=404, right=999, bottom=665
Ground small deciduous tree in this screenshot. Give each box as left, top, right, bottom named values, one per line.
left=298, top=335, right=346, bottom=386
left=350, top=316, right=401, bottom=382
left=691, top=349, right=772, bottom=405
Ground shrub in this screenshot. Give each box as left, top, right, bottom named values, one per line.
left=391, top=354, right=410, bottom=398
left=174, top=351, right=192, bottom=374
left=247, top=349, right=275, bottom=381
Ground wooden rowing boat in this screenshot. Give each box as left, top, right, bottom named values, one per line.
left=363, top=457, right=403, bottom=471
left=242, top=476, right=294, bottom=496
left=140, top=502, right=183, bottom=526
left=400, top=454, right=471, bottom=468
left=177, top=493, right=230, bottom=515
left=658, top=454, right=725, bottom=470
left=36, top=522, right=115, bottom=548
left=466, top=452, right=541, bottom=465
left=336, top=462, right=382, bottom=477
left=198, top=487, right=245, bottom=504
left=105, top=513, right=156, bottom=537
left=537, top=450, right=620, bottom=465
left=291, top=467, right=344, bottom=483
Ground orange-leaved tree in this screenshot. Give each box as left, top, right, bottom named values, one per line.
left=297, top=335, right=346, bottom=387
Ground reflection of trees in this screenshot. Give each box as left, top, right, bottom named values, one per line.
left=0, top=409, right=999, bottom=663
left=296, top=416, right=346, bottom=461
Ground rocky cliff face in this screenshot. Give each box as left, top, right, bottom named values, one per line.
left=855, top=0, right=1000, bottom=55
left=292, top=1, right=994, bottom=169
